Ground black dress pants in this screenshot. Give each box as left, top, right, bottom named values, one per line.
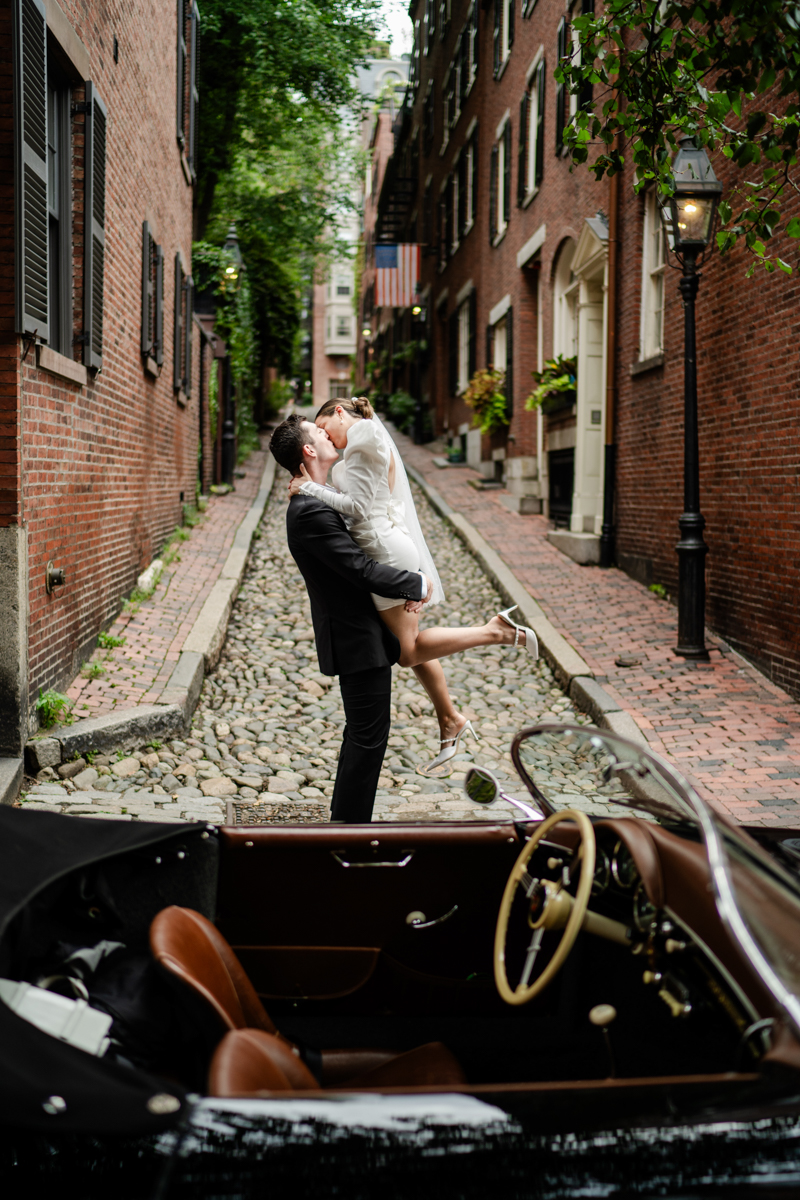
left=330, top=666, right=392, bottom=823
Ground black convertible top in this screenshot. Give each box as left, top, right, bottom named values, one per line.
left=0, top=806, right=209, bottom=1134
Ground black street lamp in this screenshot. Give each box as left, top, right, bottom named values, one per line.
left=220, top=223, right=243, bottom=487
left=659, top=138, right=722, bottom=661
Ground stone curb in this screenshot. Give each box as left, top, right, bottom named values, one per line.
left=0, top=758, right=23, bottom=806
left=20, top=453, right=278, bottom=791
left=405, top=464, right=651, bottom=744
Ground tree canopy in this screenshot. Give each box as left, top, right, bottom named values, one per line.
left=561, top=0, right=800, bottom=273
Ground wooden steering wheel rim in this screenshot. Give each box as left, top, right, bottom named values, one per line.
left=494, top=809, right=596, bottom=1006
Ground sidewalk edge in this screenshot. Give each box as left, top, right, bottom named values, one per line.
left=406, top=464, right=651, bottom=743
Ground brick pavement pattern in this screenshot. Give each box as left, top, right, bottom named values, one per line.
left=390, top=427, right=800, bottom=828
left=65, top=448, right=268, bottom=718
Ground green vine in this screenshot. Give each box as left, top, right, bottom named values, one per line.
left=464, top=368, right=509, bottom=435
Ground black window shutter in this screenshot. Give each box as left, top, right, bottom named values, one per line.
left=13, top=0, right=49, bottom=341
left=188, top=1, right=200, bottom=180
left=489, top=143, right=498, bottom=241
left=184, top=275, right=193, bottom=396
left=518, top=92, right=528, bottom=204
left=471, top=130, right=479, bottom=227
left=508, top=0, right=515, bottom=49
left=176, top=0, right=186, bottom=147
left=555, top=18, right=566, bottom=154
left=141, top=221, right=154, bottom=358
left=468, top=290, right=477, bottom=377
left=486, top=322, right=494, bottom=370
left=445, top=175, right=453, bottom=255
left=155, top=244, right=164, bottom=366
left=458, top=153, right=466, bottom=238
left=503, top=122, right=512, bottom=225
left=505, top=305, right=513, bottom=417
left=472, top=2, right=479, bottom=75
left=84, top=82, right=107, bottom=371
left=579, top=0, right=594, bottom=111
left=493, top=0, right=500, bottom=75
left=438, top=195, right=447, bottom=267
left=448, top=311, right=458, bottom=396
left=535, top=61, right=546, bottom=186
left=173, top=253, right=183, bottom=390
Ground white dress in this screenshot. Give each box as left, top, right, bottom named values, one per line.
left=298, top=417, right=444, bottom=611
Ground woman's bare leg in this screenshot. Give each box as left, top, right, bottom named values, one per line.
left=412, top=661, right=467, bottom=744
left=379, top=608, right=522, bottom=669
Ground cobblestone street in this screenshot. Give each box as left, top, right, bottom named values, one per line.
left=19, top=474, right=591, bottom=824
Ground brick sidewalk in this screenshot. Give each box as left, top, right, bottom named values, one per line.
left=65, top=446, right=269, bottom=719
left=391, top=428, right=800, bottom=827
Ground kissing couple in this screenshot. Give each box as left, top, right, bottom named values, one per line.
left=269, top=398, right=538, bottom=823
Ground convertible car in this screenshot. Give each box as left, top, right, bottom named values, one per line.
left=2, top=724, right=800, bottom=1197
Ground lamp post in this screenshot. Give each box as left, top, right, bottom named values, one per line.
left=659, top=138, right=722, bottom=661
left=220, top=223, right=243, bottom=488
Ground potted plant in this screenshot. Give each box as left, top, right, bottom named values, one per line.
left=524, top=355, right=577, bottom=415
left=463, top=368, right=509, bottom=435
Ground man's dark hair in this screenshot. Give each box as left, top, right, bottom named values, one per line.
left=269, top=412, right=314, bottom=476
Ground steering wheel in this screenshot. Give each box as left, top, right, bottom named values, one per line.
left=494, top=810, right=596, bottom=1006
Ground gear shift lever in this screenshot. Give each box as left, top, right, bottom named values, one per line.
left=589, top=1003, right=617, bottom=1078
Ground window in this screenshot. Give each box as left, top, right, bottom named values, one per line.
left=176, top=0, right=199, bottom=180
left=449, top=292, right=476, bottom=396
left=141, top=222, right=164, bottom=370
left=336, top=316, right=351, bottom=338
left=488, top=308, right=513, bottom=416
left=438, top=188, right=448, bottom=269
left=490, top=120, right=512, bottom=242
left=553, top=240, right=578, bottom=361
left=459, top=130, right=478, bottom=238
left=493, top=0, right=514, bottom=77
left=426, top=0, right=435, bottom=51
left=14, top=0, right=106, bottom=368
left=46, top=66, right=71, bottom=354
left=336, top=277, right=351, bottom=296
left=555, top=17, right=567, bottom=154
left=329, top=381, right=350, bottom=400
left=173, top=254, right=193, bottom=395
left=519, top=59, right=545, bottom=203
left=640, top=190, right=665, bottom=360
left=438, top=0, right=451, bottom=40
left=442, top=67, right=453, bottom=151
left=423, top=83, right=435, bottom=155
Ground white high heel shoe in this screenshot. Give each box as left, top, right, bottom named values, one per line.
left=497, top=605, right=539, bottom=660
left=418, top=719, right=478, bottom=779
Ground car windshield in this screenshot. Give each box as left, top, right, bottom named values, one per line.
left=513, top=725, right=800, bottom=1035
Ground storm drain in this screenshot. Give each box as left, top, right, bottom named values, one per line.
left=226, top=800, right=329, bottom=825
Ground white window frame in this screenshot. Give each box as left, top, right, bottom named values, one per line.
left=493, top=316, right=507, bottom=375
left=501, top=0, right=511, bottom=64
left=457, top=299, right=470, bottom=393
left=464, top=137, right=475, bottom=232
left=451, top=159, right=460, bottom=256
left=553, top=241, right=578, bottom=361
left=336, top=315, right=351, bottom=338
left=640, top=189, right=666, bottom=361
left=496, top=120, right=508, bottom=236
left=569, top=21, right=580, bottom=122
left=525, top=51, right=544, bottom=200
left=441, top=66, right=452, bottom=153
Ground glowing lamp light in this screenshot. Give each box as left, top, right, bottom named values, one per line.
left=660, top=138, right=722, bottom=253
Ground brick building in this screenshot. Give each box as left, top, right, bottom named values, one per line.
left=1, top=0, right=209, bottom=756
left=362, top=1, right=800, bottom=698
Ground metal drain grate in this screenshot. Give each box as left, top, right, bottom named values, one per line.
left=226, top=800, right=329, bottom=825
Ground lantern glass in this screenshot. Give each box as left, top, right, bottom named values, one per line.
left=670, top=195, right=716, bottom=247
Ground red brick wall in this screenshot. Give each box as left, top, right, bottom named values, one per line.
left=614, top=156, right=800, bottom=696
left=4, top=0, right=200, bottom=699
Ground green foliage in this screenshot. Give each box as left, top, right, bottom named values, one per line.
left=649, top=583, right=668, bottom=600
left=35, top=689, right=72, bottom=729
left=82, top=662, right=106, bottom=681
left=464, top=369, right=509, bottom=435
left=391, top=339, right=427, bottom=366
left=524, top=356, right=578, bottom=412
left=265, top=379, right=294, bottom=418
left=384, top=390, right=417, bottom=435
left=98, top=631, right=125, bottom=650
left=561, top=0, right=800, bottom=272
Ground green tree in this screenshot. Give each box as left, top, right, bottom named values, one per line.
left=561, top=0, right=800, bottom=273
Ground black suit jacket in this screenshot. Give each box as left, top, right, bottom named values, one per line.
left=286, top=494, right=423, bottom=676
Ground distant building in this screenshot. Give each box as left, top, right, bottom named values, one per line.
left=311, top=54, right=409, bottom=408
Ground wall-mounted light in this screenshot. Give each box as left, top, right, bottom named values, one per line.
left=46, top=561, right=66, bottom=595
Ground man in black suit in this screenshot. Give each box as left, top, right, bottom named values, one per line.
left=269, top=413, right=431, bottom=822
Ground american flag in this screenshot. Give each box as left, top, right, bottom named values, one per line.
left=374, top=244, right=421, bottom=308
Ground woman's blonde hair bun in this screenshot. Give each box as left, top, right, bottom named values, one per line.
left=349, top=396, right=374, bottom=420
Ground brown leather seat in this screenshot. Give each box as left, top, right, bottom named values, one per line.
left=150, top=906, right=465, bottom=1089
left=208, top=1028, right=467, bottom=1097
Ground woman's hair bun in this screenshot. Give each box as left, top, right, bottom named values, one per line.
left=350, top=396, right=374, bottom=420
